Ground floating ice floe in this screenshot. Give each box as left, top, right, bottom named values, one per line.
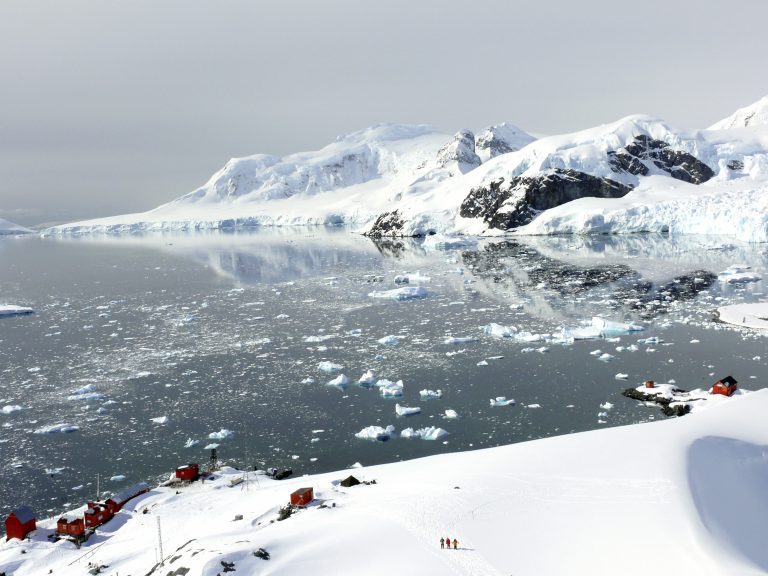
left=718, top=265, right=762, bottom=284
left=395, top=404, right=421, bottom=416
left=482, top=323, right=517, bottom=338
left=67, top=384, right=103, bottom=401
left=394, top=272, right=431, bottom=284
left=184, top=438, right=200, bottom=448
left=598, top=353, right=615, bottom=362
left=327, top=374, right=350, bottom=387
left=600, top=402, right=614, bottom=410
left=419, top=389, right=442, bottom=399
left=45, top=467, right=64, bottom=476
left=0, top=304, right=34, bottom=317
left=151, top=416, right=170, bottom=425
left=379, top=380, right=404, bottom=397
left=355, top=425, right=395, bottom=441
left=1, top=405, right=24, bottom=414
left=110, top=475, right=126, bottom=482
left=716, top=303, right=768, bottom=329
left=34, top=423, right=79, bottom=434
left=358, top=369, right=376, bottom=386
left=204, top=443, right=220, bottom=449
left=304, top=334, right=336, bottom=343
left=615, top=373, right=629, bottom=380
left=301, top=377, right=316, bottom=384
left=400, top=426, right=448, bottom=440
left=208, top=429, right=234, bottom=440
left=377, top=335, right=400, bottom=346
left=318, top=361, right=343, bottom=373
left=422, top=234, right=477, bottom=251
left=526, top=403, right=542, bottom=409
left=477, top=360, right=489, bottom=366
left=444, top=409, right=459, bottom=419
left=562, top=317, right=644, bottom=340
left=444, top=336, right=478, bottom=345
left=490, top=397, right=515, bottom=407
left=368, top=286, right=428, bottom=301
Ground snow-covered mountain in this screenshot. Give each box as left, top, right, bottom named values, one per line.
left=0, top=218, right=32, bottom=235
left=46, top=97, right=768, bottom=242
left=709, top=95, right=768, bottom=130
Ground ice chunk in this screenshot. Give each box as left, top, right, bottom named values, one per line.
left=208, top=429, right=234, bottom=440
left=1, top=405, right=24, bottom=414
left=615, top=373, right=629, bottom=380
left=304, top=334, right=336, bottom=343
left=358, top=369, right=376, bottom=386
left=419, top=389, right=442, bottom=399
left=0, top=305, right=34, bottom=317
left=394, top=272, right=431, bottom=284
left=355, top=425, right=395, bottom=441
left=184, top=438, right=200, bottom=448
left=526, top=403, right=542, bottom=409
left=380, top=380, right=404, bottom=397
left=490, top=397, right=515, bottom=407
left=477, top=360, right=489, bottom=366
left=600, top=402, right=614, bottom=410
left=34, top=423, right=79, bottom=434
left=377, top=335, right=400, bottom=346
left=444, top=409, right=459, bottom=419
left=368, top=286, right=428, bottom=300
left=301, top=377, right=316, bottom=384
left=482, top=323, right=517, bottom=338
left=422, top=234, right=477, bottom=251
left=327, top=374, right=350, bottom=387
left=151, top=416, right=170, bottom=425
left=110, top=475, right=126, bottom=482
left=598, top=353, right=615, bottom=362
left=318, top=361, right=343, bottom=373
left=401, top=426, right=449, bottom=440
left=444, top=336, right=478, bottom=345
left=395, top=403, right=421, bottom=416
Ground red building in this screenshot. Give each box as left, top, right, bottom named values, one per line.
left=84, top=502, right=113, bottom=529
left=56, top=516, right=85, bottom=538
left=105, top=481, right=150, bottom=514
left=290, top=487, right=314, bottom=507
left=5, top=506, right=36, bottom=541
left=712, top=375, right=738, bottom=396
left=175, top=463, right=200, bottom=482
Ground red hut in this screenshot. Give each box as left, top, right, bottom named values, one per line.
left=712, top=375, right=738, bottom=396
left=175, top=463, right=200, bottom=482
left=5, top=506, right=36, bottom=541
left=84, top=502, right=113, bottom=529
left=105, top=481, right=150, bottom=514
left=290, top=487, right=314, bottom=507
left=56, top=516, right=85, bottom=538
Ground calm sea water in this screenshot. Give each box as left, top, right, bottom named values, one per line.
left=1, top=230, right=766, bottom=522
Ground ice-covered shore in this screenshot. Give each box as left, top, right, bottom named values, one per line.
left=3, top=389, right=766, bottom=576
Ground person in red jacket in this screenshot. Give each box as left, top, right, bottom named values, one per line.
left=445, top=536, right=451, bottom=550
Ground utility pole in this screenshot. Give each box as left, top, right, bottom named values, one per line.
left=96, top=474, right=100, bottom=501
left=156, top=516, right=164, bottom=566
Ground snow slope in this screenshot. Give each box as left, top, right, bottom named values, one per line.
left=0, top=218, right=32, bottom=235
left=3, top=389, right=767, bottom=576
left=45, top=96, right=768, bottom=242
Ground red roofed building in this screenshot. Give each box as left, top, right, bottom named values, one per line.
left=5, top=506, right=36, bottom=541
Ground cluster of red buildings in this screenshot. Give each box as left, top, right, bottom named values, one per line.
left=4, top=481, right=152, bottom=542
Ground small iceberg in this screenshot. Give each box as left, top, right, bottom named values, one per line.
left=482, top=323, right=517, bottom=338
left=358, top=369, right=376, bottom=386
left=318, top=361, right=343, bottom=373
left=208, top=429, right=234, bottom=440
left=444, top=409, right=459, bottom=419
left=34, top=423, right=79, bottom=434
left=444, top=336, right=478, bottom=345
left=490, top=397, right=515, bottom=407
left=184, top=438, right=200, bottom=448
left=395, top=404, right=421, bottom=416
left=355, top=425, right=395, bottom=441
left=368, top=286, right=428, bottom=301
left=377, top=335, right=400, bottom=346
left=327, top=374, right=350, bottom=387
left=0, top=305, right=35, bottom=318
left=400, top=426, right=449, bottom=440
left=379, top=380, right=404, bottom=398
left=419, top=389, right=443, bottom=399
left=151, top=416, right=171, bottom=425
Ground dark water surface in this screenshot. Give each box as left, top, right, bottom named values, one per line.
left=1, top=230, right=766, bottom=522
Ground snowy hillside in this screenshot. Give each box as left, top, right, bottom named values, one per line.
left=46, top=96, right=768, bottom=242
left=0, top=218, right=32, bottom=235
left=3, top=389, right=767, bottom=576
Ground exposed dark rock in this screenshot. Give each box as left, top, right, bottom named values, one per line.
left=254, top=548, right=270, bottom=561
left=608, top=135, right=714, bottom=184
left=365, top=210, right=406, bottom=238
left=622, top=387, right=692, bottom=417
left=727, top=159, right=744, bottom=170
left=459, top=169, right=633, bottom=230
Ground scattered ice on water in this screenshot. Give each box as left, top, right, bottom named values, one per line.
left=208, top=429, right=234, bottom=440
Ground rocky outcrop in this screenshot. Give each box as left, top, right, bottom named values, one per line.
left=622, top=387, right=692, bottom=417
left=608, top=135, right=714, bottom=184
left=436, top=130, right=481, bottom=173
left=459, top=169, right=633, bottom=230
left=365, top=210, right=406, bottom=238
left=474, top=123, right=535, bottom=162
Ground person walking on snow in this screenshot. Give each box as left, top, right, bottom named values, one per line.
left=453, top=538, right=458, bottom=550
left=440, top=537, right=444, bottom=549
left=445, top=536, right=451, bottom=550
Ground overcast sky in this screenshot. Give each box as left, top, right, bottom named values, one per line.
left=1, top=0, right=766, bottom=227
